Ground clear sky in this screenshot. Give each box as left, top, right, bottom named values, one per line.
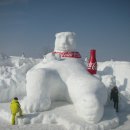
left=0, top=0, right=130, bottom=61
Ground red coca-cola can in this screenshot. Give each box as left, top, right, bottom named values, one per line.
left=87, top=49, right=97, bottom=74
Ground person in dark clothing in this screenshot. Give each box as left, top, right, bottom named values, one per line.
left=110, top=86, right=119, bottom=112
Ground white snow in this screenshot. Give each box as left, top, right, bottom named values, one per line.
left=54, top=32, right=77, bottom=52
left=0, top=54, right=41, bottom=102
left=0, top=32, right=130, bottom=130
left=0, top=101, right=120, bottom=130
left=0, top=55, right=130, bottom=130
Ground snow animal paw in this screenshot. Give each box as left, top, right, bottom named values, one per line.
left=75, top=94, right=104, bottom=124
left=21, top=97, right=51, bottom=113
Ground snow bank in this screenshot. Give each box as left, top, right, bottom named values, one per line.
left=98, top=61, right=130, bottom=110
left=0, top=54, right=41, bottom=102
left=98, top=61, right=130, bottom=92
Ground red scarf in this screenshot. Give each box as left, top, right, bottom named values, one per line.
left=52, top=51, right=81, bottom=58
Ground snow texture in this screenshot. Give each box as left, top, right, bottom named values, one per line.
left=0, top=54, right=40, bottom=102
left=0, top=55, right=130, bottom=129
left=0, top=102, right=119, bottom=130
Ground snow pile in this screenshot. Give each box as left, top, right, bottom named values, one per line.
left=98, top=61, right=130, bottom=92
left=0, top=54, right=41, bottom=102
left=98, top=61, right=130, bottom=110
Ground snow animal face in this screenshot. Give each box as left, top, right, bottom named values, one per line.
left=54, top=32, right=77, bottom=52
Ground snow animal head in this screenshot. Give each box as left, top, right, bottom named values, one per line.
left=54, top=32, right=77, bottom=52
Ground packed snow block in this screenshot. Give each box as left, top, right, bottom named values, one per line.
left=21, top=32, right=107, bottom=124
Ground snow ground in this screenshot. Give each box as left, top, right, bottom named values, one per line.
left=0, top=102, right=130, bottom=130
left=111, top=102, right=130, bottom=130
left=0, top=101, right=121, bottom=130
left=0, top=53, right=130, bottom=130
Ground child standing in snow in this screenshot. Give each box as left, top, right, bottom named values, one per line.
left=110, top=86, right=119, bottom=112
left=10, top=97, right=23, bottom=125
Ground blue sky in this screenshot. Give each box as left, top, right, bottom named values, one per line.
left=0, top=0, right=130, bottom=61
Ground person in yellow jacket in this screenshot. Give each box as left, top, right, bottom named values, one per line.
left=10, top=97, right=23, bottom=125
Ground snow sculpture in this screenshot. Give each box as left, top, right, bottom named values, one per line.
left=22, top=32, right=107, bottom=124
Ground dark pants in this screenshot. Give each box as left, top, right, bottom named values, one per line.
left=113, top=100, right=118, bottom=112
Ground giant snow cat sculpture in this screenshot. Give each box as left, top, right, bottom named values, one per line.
left=22, top=32, right=107, bottom=124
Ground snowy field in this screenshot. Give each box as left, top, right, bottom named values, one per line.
left=0, top=53, right=130, bottom=130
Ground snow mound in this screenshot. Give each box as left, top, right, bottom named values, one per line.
left=0, top=56, right=41, bottom=102
left=98, top=61, right=130, bottom=93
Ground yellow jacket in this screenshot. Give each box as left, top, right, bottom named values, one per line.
left=10, top=99, right=21, bottom=114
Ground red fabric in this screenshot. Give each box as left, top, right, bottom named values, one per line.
left=52, top=51, right=81, bottom=58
